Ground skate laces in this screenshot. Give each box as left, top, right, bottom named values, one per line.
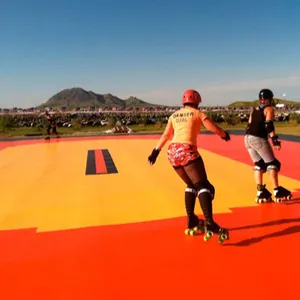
left=257, top=184, right=265, bottom=191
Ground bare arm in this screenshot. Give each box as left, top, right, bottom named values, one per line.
left=248, top=113, right=252, bottom=124
left=245, top=108, right=253, bottom=132
left=201, top=113, right=227, bottom=138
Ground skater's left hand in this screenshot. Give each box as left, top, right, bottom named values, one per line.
left=148, top=148, right=160, bottom=165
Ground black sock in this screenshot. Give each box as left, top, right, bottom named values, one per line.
left=185, top=189, right=196, bottom=217
left=198, top=192, right=213, bottom=224
left=185, top=189, right=198, bottom=228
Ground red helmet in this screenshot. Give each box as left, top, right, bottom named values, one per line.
left=182, top=89, right=201, bottom=106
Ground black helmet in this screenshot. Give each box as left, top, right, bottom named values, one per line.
left=259, top=89, right=274, bottom=100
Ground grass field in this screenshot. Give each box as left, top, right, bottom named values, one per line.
left=1, top=122, right=300, bottom=137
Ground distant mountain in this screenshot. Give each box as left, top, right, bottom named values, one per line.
left=228, top=98, right=300, bottom=108
left=124, top=96, right=155, bottom=108
left=38, top=87, right=159, bottom=109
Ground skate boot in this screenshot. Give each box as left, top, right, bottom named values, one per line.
left=184, top=215, right=205, bottom=236
left=203, top=221, right=229, bottom=244
left=45, top=136, right=50, bottom=141
left=56, top=135, right=61, bottom=138
left=273, top=186, right=293, bottom=203
left=255, top=184, right=272, bottom=204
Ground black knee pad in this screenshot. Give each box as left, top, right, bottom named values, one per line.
left=254, top=159, right=267, bottom=172
left=266, top=158, right=281, bottom=172
left=194, top=180, right=215, bottom=200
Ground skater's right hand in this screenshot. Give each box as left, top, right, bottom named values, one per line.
left=271, top=135, right=281, bottom=151
left=221, top=131, right=230, bottom=141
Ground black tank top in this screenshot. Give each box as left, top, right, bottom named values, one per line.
left=246, top=106, right=268, bottom=139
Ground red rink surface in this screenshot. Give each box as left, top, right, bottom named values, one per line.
left=0, top=134, right=299, bottom=300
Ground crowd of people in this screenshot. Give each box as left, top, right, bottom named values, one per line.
left=0, top=105, right=297, bottom=130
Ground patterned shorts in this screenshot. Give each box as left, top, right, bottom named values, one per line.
left=167, top=143, right=200, bottom=168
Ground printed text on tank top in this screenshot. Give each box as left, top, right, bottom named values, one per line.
left=155, top=106, right=207, bottom=150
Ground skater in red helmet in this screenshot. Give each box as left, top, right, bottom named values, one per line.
left=148, top=89, right=231, bottom=243
left=245, top=89, right=292, bottom=203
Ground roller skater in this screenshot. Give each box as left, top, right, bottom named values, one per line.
left=44, top=110, right=60, bottom=140
left=244, top=89, right=293, bottom=203
left=148, top=89, right=230, bottom=244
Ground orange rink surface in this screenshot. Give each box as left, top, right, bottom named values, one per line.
left=0, top=134, right=299, bottom=300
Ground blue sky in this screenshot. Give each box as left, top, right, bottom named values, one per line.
left=0, top=0, right=299, bottom=108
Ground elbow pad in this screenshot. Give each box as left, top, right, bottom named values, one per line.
left=265, top=120, right=275, bottom=133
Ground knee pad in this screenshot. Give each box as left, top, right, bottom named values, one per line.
left=185, top=187, right=197, bottom=195
left=266, top=158, right=281, bottom=172
left=194, top=181, right=215, bottom=200
left=253, top=159, right=267, bottom=172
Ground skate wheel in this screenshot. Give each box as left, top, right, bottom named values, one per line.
left=218, top=233, right=229, bottom=244
left=204, top=231, right=213, bottom=242
left=287, top=195, right=292, bottom=200
left=275, top=198, right=282, bottom=203
left=191, top=229, right=198, bottom=236
left=185, top=229, right=196, bottom=236
left=265, top=198, right=272, bottom=203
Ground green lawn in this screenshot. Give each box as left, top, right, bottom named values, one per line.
left=1, top=122, right=300, bottom=137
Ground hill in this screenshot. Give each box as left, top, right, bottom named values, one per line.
left=228, top=98, right=300, bottom=108
left=124, top=96, right=155, bottom=108
left=39, top=88, right=159, bottom=109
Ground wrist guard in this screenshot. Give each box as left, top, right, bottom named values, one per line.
left=271, top=135, right=281, bottom=147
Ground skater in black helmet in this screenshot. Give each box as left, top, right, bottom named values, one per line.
left=244, top=89, right=292, bottom=203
